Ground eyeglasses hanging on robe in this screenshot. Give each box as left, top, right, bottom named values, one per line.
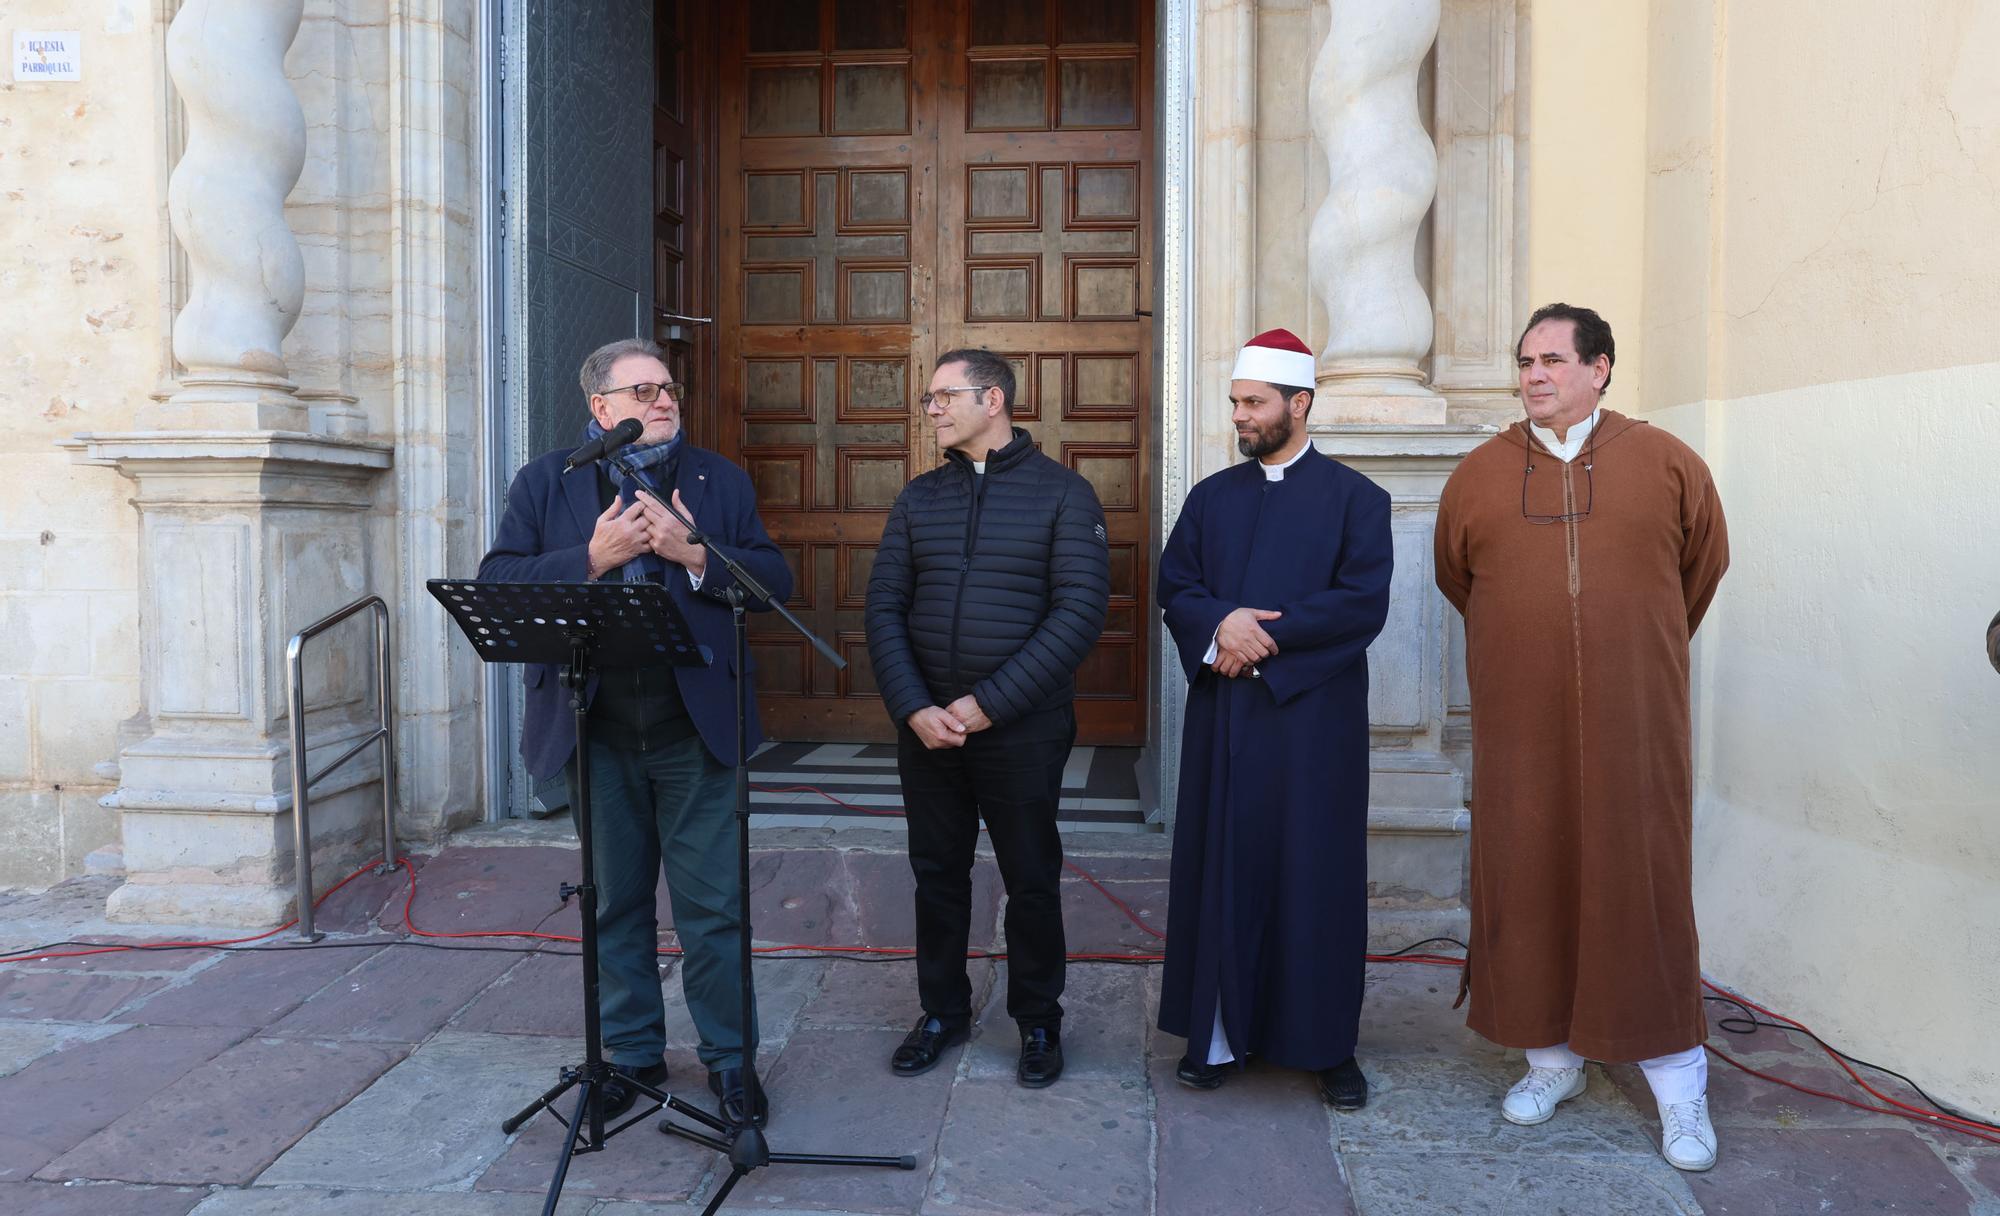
left=1520, top=421, right=1596, bottom=525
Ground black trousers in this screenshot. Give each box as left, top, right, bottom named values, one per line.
left=896, top=705, right=1075, bottom=1032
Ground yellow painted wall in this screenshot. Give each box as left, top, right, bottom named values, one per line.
left=1522, top=0, right=1651, bottom=410
left=1529, top=0, right=2000, bottom=1118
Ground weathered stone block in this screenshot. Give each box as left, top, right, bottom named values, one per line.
left=263, top=943, right=517, bottom=1043
left=190, top=1190, right=591, bottom=1215
left=39, top=1037, right=406, bottom=1185
left=1334, top=1054, right=1661, bottom=1159
left=1151, top=1058, right=1356, bottom=1216
left=474, top=1045, right=714, bottom=1204
left=0, top=1180, right=206, bottom=1216
left=965, top=961, right=1149, bottom=1082
left=0, top=679, right=31, bottom=783
left=1344, top=1153, right=1702, bottom=1215
left=36, top=678, right=139, bottom=783
left=260, top=1030, right=577, bottom=1191
left=0, top=790, right=61, bottom=888
left=58, top=787, right=122, bottom=876
left=115, top=943, right=377, bottom=1029
left=0, top=967, right=167, bottom=1022
left=927, top=1075, right=1151, bottom=1215
left=0, top=595, right=92, bottom=677
left=0, top=1024, right=245, bottom=1181
left=0, top=1022, right=126, bottom=1080
left=1683, top=1127, right=1976, bottom=1214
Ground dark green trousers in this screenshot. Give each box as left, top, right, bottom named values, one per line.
left=567, top=732, right=756, bottom=1071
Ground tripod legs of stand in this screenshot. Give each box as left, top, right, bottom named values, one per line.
left=497, top=641, right=739, bottom=1216
left=645, top=584, right=915, bottom=1213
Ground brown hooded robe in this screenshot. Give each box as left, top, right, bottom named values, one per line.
left=1434, top=409, right=1729, bottom=1062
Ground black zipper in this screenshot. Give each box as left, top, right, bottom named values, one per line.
left=946, top=464, right=987, bottom=696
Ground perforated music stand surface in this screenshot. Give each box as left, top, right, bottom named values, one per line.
left=427, top=579, right=707, bottom=670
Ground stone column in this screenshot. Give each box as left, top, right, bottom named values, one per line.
left=1307, top=0, right=1446, bottom=424
left=67, top=0, right=393, bottom=925
left=156, top=0, right=311, bottom=432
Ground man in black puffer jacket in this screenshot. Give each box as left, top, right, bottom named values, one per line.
left=866, top=348, right=1110, bottom=1090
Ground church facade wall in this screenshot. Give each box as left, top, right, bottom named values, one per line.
left=0, top=1, right=166, bottom=886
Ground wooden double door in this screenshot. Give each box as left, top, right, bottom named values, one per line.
left=698, top=0, right=1155, bottom=745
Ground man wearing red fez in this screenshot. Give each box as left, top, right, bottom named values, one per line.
left=1155, top=328, right=1394, bottom=1108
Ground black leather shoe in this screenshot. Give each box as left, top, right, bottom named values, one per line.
left=707, top=1066, right=770, bottom=1131
left=1017, top=1027, right=1064, bottom=1088
left=600, top=1060, right=669, bottom=1120
left=1318, top=1056, right=1368, bottom=1109
left=891, top=1015, right=967, bottom=1077
left=1175, top=1054, right=1230, bottom=1090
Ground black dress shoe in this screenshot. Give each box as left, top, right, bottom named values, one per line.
left=600, top=1060, right=669, bottom=1120
left=1317, top=1056, right=1368, bottom=1109
left=1175, top=1054, right=1230, bottom=1090
left=1017, top=1027, right=1064, bottom=1088
left=707, top=1066, right=770, bottom=1130
left=891, top=1015, right=967, bottom=1077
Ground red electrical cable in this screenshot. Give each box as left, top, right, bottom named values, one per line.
left=8, top=794, right=1998, bottom=1147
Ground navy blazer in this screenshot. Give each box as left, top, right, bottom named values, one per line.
left=476, top=443, right=793, bottom=777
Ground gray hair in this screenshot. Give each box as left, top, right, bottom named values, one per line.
left=579, top=337, right=666, bottom=400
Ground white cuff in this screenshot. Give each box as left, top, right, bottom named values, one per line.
left=687, top=566, right=705, bottom=590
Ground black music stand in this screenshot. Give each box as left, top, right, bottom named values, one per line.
left=647, top=497, right=917, bottom=1213
left=429, top=578, right=738, bottom=1216
left=432, top=574, right=913, bottom=1215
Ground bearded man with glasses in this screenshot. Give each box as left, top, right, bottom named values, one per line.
left=478, top=337, right=792, bottom=1132
left=865, top=348, right=1110, bottom=1089
left=1435, top=303, right=1731, bottom=1172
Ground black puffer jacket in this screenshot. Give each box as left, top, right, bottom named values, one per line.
left=865, top=427, right=1110, bottom=728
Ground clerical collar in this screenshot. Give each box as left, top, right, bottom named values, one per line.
left=1529, top=407, right=1600, bottom=464
left=972, top=460, right=986, bottom=474
left=1261, top=442, right=1312, bottom=482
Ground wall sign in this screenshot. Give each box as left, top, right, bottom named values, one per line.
left=13, top=31, right=82, bottom=82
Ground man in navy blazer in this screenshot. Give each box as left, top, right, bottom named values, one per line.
left=478, top=337, right=791, bottom=1130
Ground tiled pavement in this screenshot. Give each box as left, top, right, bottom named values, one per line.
left=0, top=825, right=1994, bottom=1215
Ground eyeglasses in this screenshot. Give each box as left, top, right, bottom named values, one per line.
left=1520, top=424, right=1595, bottom=524
left=919, top=385, right=989, bottom=410
left=600, top=381, right=684, bottom=404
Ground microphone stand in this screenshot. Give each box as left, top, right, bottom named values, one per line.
left=655, top=494, right=913, bottom=1213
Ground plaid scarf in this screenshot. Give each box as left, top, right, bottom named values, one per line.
left=581, top=418, right=681, bottom=583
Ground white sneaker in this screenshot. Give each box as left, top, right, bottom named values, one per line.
left=1657, top=1095, right=1718, bottom=1171
left=1501, top=1065, right=1588, bottom=1125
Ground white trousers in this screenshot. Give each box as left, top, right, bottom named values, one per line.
left=1526, top=1041, right=1708, bottom=1105
left=1207, top=996, right=1233, bottom=1065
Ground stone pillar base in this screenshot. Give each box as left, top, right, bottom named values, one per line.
left=107, top=878, right=297, bottom=928
left=67, top=430, right=393, bottom=930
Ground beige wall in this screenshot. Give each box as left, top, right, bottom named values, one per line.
left=1534, top=0, right=2000, bottom=1118
left=0, top=2, right=163, bottom=884
left=1523, top=0, right=1649, bottom=411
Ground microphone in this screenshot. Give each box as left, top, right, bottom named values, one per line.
left=563, top=417, right=643, bottom=473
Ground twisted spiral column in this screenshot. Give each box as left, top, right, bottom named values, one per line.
left=163, top=0, right=309, bottom=430
left=1307, top=0, right=1443, bottom=422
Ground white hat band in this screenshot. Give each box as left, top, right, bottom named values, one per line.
left=1229, top=346, right=1316, bottom=387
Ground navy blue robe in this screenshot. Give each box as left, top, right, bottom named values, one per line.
left=1156, top=447, right=1393, bottom=1070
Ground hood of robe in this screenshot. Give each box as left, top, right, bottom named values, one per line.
left=1495, top=407, right=1648, bottom=457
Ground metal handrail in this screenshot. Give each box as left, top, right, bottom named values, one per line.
left=285, top=595, right=397, bottom=942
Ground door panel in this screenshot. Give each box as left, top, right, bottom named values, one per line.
left=720, top=0, right=1150, bottom=744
